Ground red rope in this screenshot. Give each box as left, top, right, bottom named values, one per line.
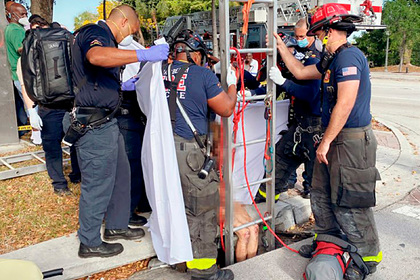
left=232, top=47, right=299, bottom=254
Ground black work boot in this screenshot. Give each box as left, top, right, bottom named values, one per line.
left=78, top=241, right=123, bottom=258
left=254, top=190, right=266, bottom=204
left=301, top=187, right=310, bottom=199
left=129, top=213, right=148, bottom=227
left=191, top=269, right=234, bottom=280
left=104, top=228, right=145, bottom=241
left=298, top=242, right=316, bottom=258
left=344, top=264, right=366, bottom=280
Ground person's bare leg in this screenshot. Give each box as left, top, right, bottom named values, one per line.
left=235, top=228, right=250, bottom=262
left=246, top=224, right=259, bottom=259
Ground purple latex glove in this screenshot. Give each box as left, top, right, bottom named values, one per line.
left=121, top=77, right=139, bottom=91
left=136, top=44, right=169, bottom=62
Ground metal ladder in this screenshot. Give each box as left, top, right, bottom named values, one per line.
left=0, top=147, right=70, bottom=180
left=219, top=0, right=278, bottom=266
left=277, top=0, right=313, bottom=26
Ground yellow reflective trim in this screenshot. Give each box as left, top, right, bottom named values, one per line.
left=258, top=189, right=267, bottom=198
left=363, top=251, right=383, bottom=263
left=186, top=258, right=216, bottom=270
left=314, top=233, right=318, bottom=240
left=18, top=125, right=32, bottom=131
left=258, top=189, right=280, bottom=200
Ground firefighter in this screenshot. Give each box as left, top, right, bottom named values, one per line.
left=255, top=34, right=321, bottom=203
left=272, top=3, right=382, bottom=279
left=162, top=30, right=237, bottom=280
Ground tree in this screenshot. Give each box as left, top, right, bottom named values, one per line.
left=73, top=0, right=119, bottom=30
left=30, top=0, right=54, bottom=23
left=382, top=0, right=420, bottom=71
left=355, top=30, right=399, bottom=67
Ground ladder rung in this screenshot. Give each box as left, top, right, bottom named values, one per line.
left=230, top=0, right=274, bottom=3
left=235, top=177, right=272, bottom=189
left=0, top=158, right=14, bottom=170
left=31, top=153, right=46, bottom=164
left=233, top=215, right=272, bottom=232
left=237, top=95, right=267, bottom=102
left=230, top=48, right=274, bottom=54
left=234, top=138, right=266, bottom=148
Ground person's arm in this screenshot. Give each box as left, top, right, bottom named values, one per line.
left=16, top=58, right=34, bottom=109
left=86, top=46, right=138, bottom=68
left=273, top=33, right=322, bottom=80
left=208, top=68, right=237, bottom=117
left=17, top=58, right=43, bottom=130
left=208, top=84, right=237, bottom=117
left=316, top=80, right=359, bottom=164
left=86, top=44, right=169, bottom=68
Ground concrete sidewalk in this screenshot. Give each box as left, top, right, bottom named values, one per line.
left=129, top=119, right=420, bottom=279
left=1, top=118, right=419, bottom=280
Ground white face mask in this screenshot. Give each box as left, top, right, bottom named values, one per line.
left=18, top=16, right=30, bottom=27
left=119, top=35, right=133, bottom=47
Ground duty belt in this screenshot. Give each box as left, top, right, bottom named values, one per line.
left=333, top=124, right=372, bottom=143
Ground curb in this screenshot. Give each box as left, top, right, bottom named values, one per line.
left=374, top=117, right=412, bottom=159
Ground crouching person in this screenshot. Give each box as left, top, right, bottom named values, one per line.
left=163, top=30, right=237, bottom=280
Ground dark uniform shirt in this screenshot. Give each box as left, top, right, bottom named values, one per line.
left=282, top=56, right=321, bottom=117
left=316, top=46, right=372, bottom=128
left=73, top=21, right=120, bottom=110
left=162, top=60, right=223, bottom=139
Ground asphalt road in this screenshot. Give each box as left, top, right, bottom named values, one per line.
left=371, top=78, right=420, bottom=151
left=369, top=76, right=420, bottom=280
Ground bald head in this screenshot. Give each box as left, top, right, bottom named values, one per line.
left=9, top=2, right=28, bottom=24
left=6, top=1, right=15, bottom=11
left=107, top=5, right=140, bottom=43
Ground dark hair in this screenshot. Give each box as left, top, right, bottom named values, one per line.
left=28, top=14, right=49, bottom=27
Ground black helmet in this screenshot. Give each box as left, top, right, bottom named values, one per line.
left=172, top=29, right=209, bottom=63
left=278, top=32, right=298, bottom=48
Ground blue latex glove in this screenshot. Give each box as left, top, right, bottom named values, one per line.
left=136, top=44, right=169, bottom=62
left=121, top=77, right=139, bottom=91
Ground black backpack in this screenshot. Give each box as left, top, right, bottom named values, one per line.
left=21, top=27, right=75, bottom=107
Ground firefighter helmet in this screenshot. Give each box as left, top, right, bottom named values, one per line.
left=307, top=3, right=362, bottom=36
left=171, top=29, right=209, bottom=58
left=278, top=32, right=299, bottom=48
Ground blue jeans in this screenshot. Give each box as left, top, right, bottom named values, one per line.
left=117, top=113, right=150, bottom=214
left=76, top=119, right=131, bottom=247
left=38, top=106, right=80, bottom=190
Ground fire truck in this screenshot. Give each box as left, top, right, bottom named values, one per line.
left=161, top=0, right=385, bottom=62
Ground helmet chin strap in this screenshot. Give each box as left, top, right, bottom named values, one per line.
left=185, top=49, right=195, bottom=64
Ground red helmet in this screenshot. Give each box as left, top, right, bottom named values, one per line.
left=307, top=3, right=362, bottom=36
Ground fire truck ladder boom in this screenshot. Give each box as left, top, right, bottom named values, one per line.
left=219, top=0, right=278, bottom=266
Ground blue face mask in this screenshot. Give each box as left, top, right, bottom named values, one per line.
left=297, top=38, right=309, bottom=48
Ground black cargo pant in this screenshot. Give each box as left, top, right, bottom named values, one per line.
left=174, top=134, right=219, bottom=278
left=311, top=124, right=382, bottom=271
left=117, top=94, right=151, bottom=214
left=76, top=119, right=131, bottom=247
left=258, top=115, right=321, bottom=199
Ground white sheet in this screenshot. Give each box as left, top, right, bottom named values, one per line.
left=232, top=100, right=290, bottom=204
left=135, top=59, right=193, bottom=264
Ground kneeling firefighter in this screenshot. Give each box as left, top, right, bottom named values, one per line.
left=162, top=30, right=237, bottom=280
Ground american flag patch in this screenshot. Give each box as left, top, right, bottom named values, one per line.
left=342, top=67, right=357, bottom=76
